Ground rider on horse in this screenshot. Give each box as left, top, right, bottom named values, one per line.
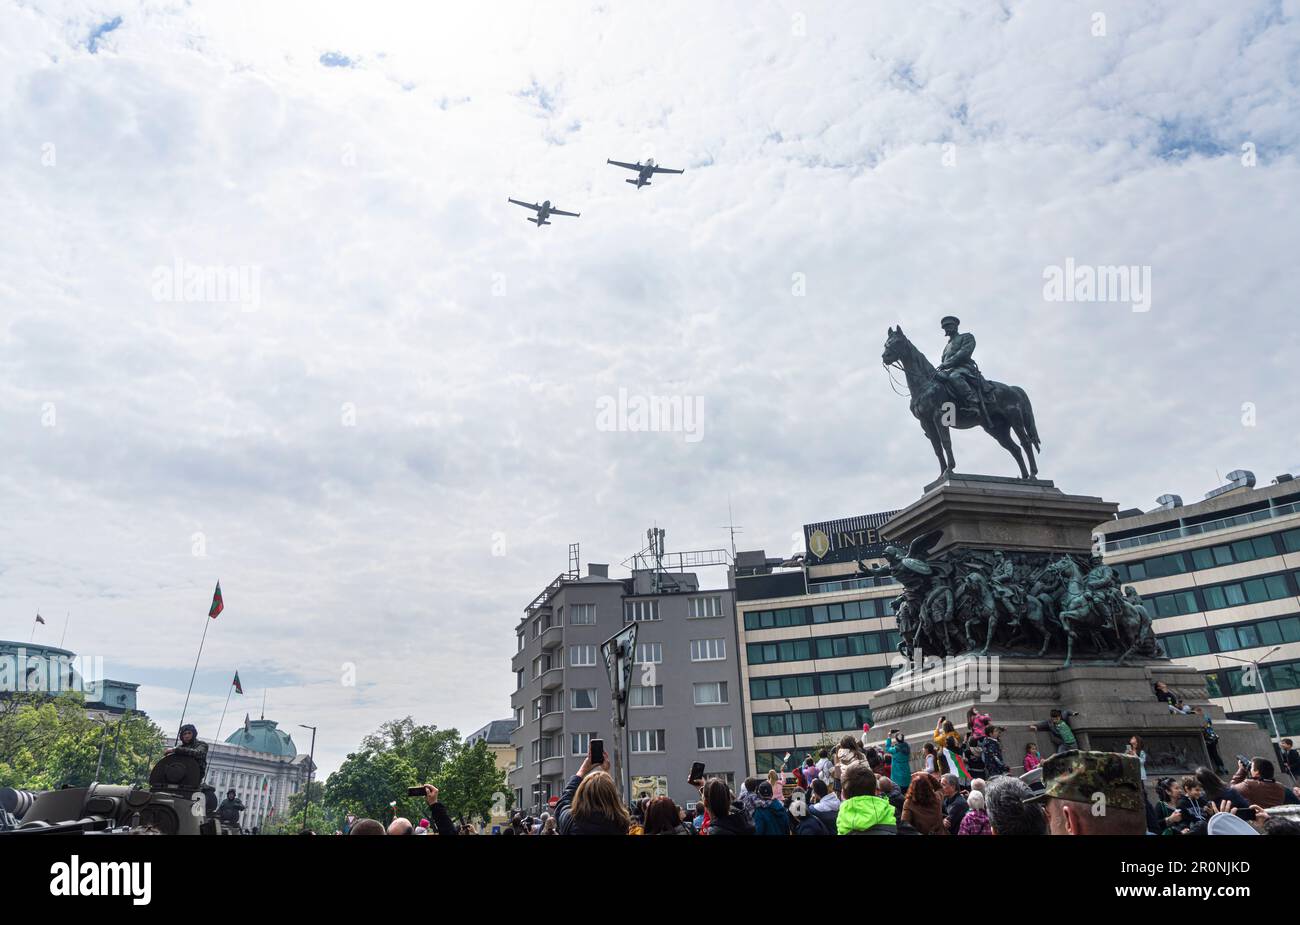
left=937, top=316, right=987, bottom=424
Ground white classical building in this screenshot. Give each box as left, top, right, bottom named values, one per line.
left=204, top=718, right=315, bottom=831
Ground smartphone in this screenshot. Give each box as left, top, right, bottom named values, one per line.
left=689, top=761, right=705, bottom=784
left=589, top=738, right=604, bottom=766
left=406, top=786, right=427, bottom=797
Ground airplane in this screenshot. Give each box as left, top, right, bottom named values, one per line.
left=606, top=157, right=685, bottom=189
left=508, top=198, right=580, bottom=227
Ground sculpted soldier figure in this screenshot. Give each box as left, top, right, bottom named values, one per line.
left=858, top=530, right=943, bottom=657
left=937, top=316, right=986, bottom=422
left=1083, top=554, right=1125, bottom=627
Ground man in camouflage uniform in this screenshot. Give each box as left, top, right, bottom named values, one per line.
left=1027, top=749, right=1146, bottom=835
left=167, top=723, right=209, bottom=779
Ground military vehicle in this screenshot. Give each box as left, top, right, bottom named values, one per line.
left=0, top=751, right=235, bottom=835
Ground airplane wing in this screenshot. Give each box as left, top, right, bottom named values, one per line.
left=508, top=198, right=541, bottom=211
left=606, top=159, right=641, bottom=171
left=651, top=166, right=685, bottom=174
left=550, top=208, right=580, bottom=217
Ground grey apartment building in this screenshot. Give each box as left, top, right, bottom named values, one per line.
left=1096, top=469, right=1300, bottom=742
left=508, top=554, right=746, bottom=814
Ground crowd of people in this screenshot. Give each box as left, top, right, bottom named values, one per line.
left=337, top=692, right=1300, bottom=836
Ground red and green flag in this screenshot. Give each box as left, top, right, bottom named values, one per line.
left=232, top=671, right=243, bottom=694
left=209, top=581, right=224, bottom=619
left=942, top=746, right=971, bottom=784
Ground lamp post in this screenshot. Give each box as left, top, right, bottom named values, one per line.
left=1214, top=646, right=1283, bottom=745
left=298, top=724, right=317, bottom=834
left=784, top=698, right=797, bottom=775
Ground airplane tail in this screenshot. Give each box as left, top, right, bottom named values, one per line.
left=528, top=217, right=549, bottom=226
left=626, top=178, right=649, bottom=187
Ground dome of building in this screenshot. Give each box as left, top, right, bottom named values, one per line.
left=224, top=718, right=298, bottom=757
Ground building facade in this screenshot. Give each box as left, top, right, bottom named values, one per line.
left=204, top=718, right=315, bottom=831
left=1096, top=470, right=1300, bottom=741
left=733, top=511, right=902, bottom=775
left=0, top=640, right=140, bottom=720
left=509, top=556, right=745, bottom=813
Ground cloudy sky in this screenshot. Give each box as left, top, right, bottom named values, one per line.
left=2, top=0, right=1297, bottom=775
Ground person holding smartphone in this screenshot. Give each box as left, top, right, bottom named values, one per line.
left=554, top=740, right=632, bottom=834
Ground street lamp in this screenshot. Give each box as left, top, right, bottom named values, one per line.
left=298, top=724, right=317, bottom=834
left=784, top=698, right=796, bottom=775
left=1213, top=646, right=1283, bottom=742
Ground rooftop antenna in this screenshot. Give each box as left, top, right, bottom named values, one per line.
left=261, top=689, right=266, bottom=721
left=568, top=542, right=580, bottom=579
left=718, top=499, right=744, bottom=560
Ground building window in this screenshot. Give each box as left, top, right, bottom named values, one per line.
left=569, top=644, right=597, bottom=667
left=630, top=685, right=664, bottom=708
left=570, top=688, right=598, bottom=710
left=517, top=632, right=525, bottom=652
left=635, top=642, right=663, bottom=664
left=693, top=681, right=728, bottom=705
left=516, top=669, right=524, bottom=690
left=690, top=638, right=726, bottom=661
left=624, top=600, right=660, bottom=622
left=696, top=726, right=733, bottom=750
left=530, top=739, right=540, bottom=764
left=630, top=729, right=666, bottom=753
left=570, top=603, right=596, bottom=625
left=571, top=732, right=597, bottom=755
left=688, top=595, right=723, bottom=618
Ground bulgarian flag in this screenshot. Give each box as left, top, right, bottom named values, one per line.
left=209, top=581, right=224, bottom=619
left=943, top=746, right=971, bottom=784
left=232, top=671, right=243, bottom=694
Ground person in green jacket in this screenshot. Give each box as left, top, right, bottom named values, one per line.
left=837, top=764, right=898, bottom=835
left=884, top=729, right=912, bottom=791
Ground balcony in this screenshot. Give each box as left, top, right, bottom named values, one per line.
left=540, top=711, right=564, bottom=734
left=540, top=755, right=566, bottom=777
left=540, top=667, right=564, bottom=691
left=540, top=624, right=564, bottom=650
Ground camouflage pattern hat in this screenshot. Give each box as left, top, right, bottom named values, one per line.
left=1025, top=749, right=1143, bottom=812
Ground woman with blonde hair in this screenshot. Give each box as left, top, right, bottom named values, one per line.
left=767, top=768, right=785, bottom=802
left=555, top=748, right=632, bottom=835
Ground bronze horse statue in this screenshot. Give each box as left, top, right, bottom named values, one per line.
left=882, top=326, right=1042, bottom=479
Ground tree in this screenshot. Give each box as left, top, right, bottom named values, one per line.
left=323, top=748, right=419, bottom=824
left=262, top=781, right=338, bottom=835
left=361, top=717, right=461, bottom=783
left=435, top=739, right=510, bottom=826
left=0, top=693, right=164, bottom=791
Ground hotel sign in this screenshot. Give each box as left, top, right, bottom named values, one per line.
left=803, top=511, right=897, bottom=565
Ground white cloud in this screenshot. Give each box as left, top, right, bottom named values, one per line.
left=1, top=0, right=1297, bottom=774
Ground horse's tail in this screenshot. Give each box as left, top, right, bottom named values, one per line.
left=1014, top=386, right=1041, bottom=451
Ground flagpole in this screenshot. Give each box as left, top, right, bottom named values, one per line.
left=177, top=616, right=211, bottom=739
left=214, top=675, right=236, bottom=746
left=30, top=609, right=40, bottom=643
left=59, top=611, right=70, bottom=649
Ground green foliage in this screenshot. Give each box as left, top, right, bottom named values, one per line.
left=262, top=783, right=336, bottom=835
left=436, top=738, right=511, bottom=826
left=320, top=718, right=511, bottom=831
left=324, top=747, right=419, bottom=824
left=0, top=693, right=164, bottom=790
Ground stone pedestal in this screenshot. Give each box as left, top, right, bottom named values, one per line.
left=865, top=473, right=1276, bottom=785
left=883, top=472, right=1117, bottom=557
left=868, top=656, right=1274, bottom=783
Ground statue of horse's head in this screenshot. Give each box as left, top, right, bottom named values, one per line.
left=882, top=325, right=909, bottom=366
